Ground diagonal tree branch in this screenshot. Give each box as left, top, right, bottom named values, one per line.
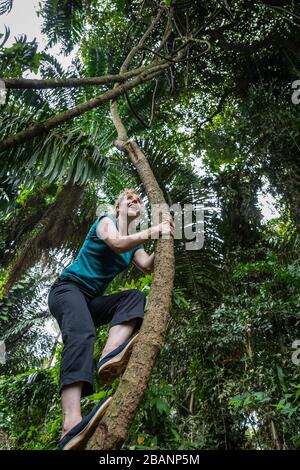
left=0, top=6, right=209, bottom=154
left=124, top=89, right=151, bottom=129
left=0, top=63, right=170, bottom=153
left=1, top=63, right=165, bottom=90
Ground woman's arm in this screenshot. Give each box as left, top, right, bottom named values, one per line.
left=132, top=249, right=155, bottom=273
left=96, top=215, right=174, bottom=254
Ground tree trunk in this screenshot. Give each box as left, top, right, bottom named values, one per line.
left=86, top=152, right=175, bottom=449
left=86, top=73, right=175, bottom=450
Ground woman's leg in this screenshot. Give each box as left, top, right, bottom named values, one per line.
left=99, top=319, right=137, bottom=361
left=88, top=288, right=146, bottom=360
left=48, top=280, right=97, bottom=438
left=61, top=381, right=83, bottom=438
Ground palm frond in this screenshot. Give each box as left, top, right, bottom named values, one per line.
left=38, top=0, right=89, bottom=54
left=0, top=35, right=39, bottom=78
left=0, top=24, right=10, bottom=47
left=0, top=263, right=57, bottom=375
left=0, top=0, right=13, bottom=16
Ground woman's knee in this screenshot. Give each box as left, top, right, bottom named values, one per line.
left=62, top=325, right=96, bottom=346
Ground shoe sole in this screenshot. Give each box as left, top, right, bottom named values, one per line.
left=98, top=334, right=139, bottom=384
left=62, top=396, right=113, bottom=450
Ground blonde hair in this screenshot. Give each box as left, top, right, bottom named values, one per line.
left=113, top=188, right=142, bottom=218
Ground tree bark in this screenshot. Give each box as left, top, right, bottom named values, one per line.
left=86, top=139, right=175, bottom=450
left=85, top=14, right=175, bottom=446
left=2, top=63, right=163, bottom=89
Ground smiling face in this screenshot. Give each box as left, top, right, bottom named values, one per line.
left=116, top=191, right=142, bottom=220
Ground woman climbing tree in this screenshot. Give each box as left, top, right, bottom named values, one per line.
left=47, top=188, right=174, bottom=450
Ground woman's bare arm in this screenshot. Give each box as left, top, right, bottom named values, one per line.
left=132, top=249, right=155, bottom=273
left=96, top=215, right=174, bottom=253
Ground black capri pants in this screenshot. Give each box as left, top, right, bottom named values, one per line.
left=47, top=275, right=146, bottom=397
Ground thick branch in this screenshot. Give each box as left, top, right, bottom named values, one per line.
left=1, top=63, right=162, bottom=90
left=0, top=63, right=170, bottom=153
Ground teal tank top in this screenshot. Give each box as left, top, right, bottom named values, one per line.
left=60, top=213, right=144, bottom=296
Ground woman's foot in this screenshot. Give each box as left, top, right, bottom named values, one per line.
left=59, top=396, right=113, bottom=450
left=61, top=415, right=82, bottom=440
left=97, top=333, right=139, bottom=383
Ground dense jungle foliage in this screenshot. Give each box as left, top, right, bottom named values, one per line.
left=0, top=0, right=300, bottom=450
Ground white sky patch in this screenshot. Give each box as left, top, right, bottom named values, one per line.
left=0, top=0, right=43, bottom=46
left=0, top=0, right=77, bottom=77
left=45, top=317, right=61, bottom=339
left=257, top=186, right=280, bottom=222
left=193, top=154, right=206, bottom=178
